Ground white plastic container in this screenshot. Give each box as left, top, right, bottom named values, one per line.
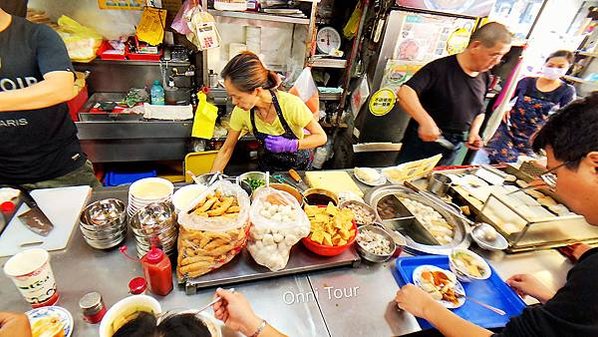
left=214, top=0, right=248, bottom=11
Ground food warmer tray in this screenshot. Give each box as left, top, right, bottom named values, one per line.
left=444, top=167, right=598, bottom=253
left=364, top=185, right=471, bottom=256
left=183, top=245, right=360, bottom=294
left=394, top=255, right=526, bottom=329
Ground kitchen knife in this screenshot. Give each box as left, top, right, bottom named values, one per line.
left=17, top=188, right=54, bottom=236
left=435, top=137, right=455, bottom=150
left=288, top=169, right=309, bottom=191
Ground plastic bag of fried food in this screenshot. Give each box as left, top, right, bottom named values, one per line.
left=176, top=180, right=250, bottom=281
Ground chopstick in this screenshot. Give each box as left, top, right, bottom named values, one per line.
left=455, top=291, right=506, bottom=315
left=196, top=288, right=235, bottom=313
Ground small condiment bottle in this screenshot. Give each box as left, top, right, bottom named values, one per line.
left=140, top=247, right=173, bottom=296
left=128, top=277, right=148, bottom=295
left=79, top=292, right=106, bottom=324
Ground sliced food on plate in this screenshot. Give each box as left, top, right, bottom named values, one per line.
left=354, top=167, right=386, bottom=186
left=413, top=265, right=465, bottom=309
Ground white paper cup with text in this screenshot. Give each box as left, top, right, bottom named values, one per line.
left=3, top=248, right=59, bottom=308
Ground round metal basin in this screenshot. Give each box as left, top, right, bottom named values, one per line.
left=364, top=185, right=471, bottom=255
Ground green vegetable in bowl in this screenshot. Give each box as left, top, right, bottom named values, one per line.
left=244, top=177, right=265, bottom=191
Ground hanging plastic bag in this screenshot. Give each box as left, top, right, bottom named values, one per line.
left=192, top=91, right=219, bottom=139
left=171, top=0, right=195, bottom=35
left=350, top=74, right=370, bottom=117
left=289, top=67, right=319, bottom=116
left=56, top=16, right=103, bottom=63
left=247, top=187, right=310, bottom=271
left=176, top=180, right=250, bottom=281
left=184, top=6, right=221, bottom=50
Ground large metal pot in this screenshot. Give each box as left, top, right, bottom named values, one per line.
left=364, top=185, right=471, bottom=255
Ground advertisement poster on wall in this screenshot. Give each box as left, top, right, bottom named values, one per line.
left=396, top=0, right=496, bottom=17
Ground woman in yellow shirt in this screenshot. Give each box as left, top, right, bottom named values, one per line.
left=211, top=52, right=327, bottom=172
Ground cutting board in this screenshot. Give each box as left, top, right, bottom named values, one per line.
left=305, top=171, right=364, bottom=197
left=0, top=185, right=92, bottom=257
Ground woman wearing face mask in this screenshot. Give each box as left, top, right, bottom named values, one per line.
left=211, top=52, right=327, bottom=172
left=486, top=50, right=576, bottom=163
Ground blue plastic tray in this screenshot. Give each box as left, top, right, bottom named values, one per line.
left=394, top=255, right=526, bottom=330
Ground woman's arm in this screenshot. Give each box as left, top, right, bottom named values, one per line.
left=298, top=119, right=327, bottom=150
left=210, top=130, right=241, bottom=173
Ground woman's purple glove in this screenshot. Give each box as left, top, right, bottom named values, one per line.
left=264, top=136, right=298, bottom=153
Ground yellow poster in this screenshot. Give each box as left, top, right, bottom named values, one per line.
left=98, top=0, right=144, bottom=10
left=369, top=89, right=396, bottom=117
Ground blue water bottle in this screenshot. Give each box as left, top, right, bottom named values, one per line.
left=150, top=80, right=165, bottom=105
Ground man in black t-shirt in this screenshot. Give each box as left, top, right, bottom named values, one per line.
left=396, top=22, right=512, bottom=166
left=0, top=6, right=99, bottom=189
left=395, top=92, right=598, bottom=337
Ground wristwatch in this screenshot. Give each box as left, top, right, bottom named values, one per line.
left=250, top=319, right=267, bottom=337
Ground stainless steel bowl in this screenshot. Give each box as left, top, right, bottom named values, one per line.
left=80, top=198, right=127, bottom=250
left=355, top=224, right=396, bottom=263
left=129, top=201, right=178, bottom=257
left=339, top=200, right=377, bottom=226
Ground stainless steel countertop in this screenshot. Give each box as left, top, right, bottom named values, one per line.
left=0, top=183, right=575, bottom=337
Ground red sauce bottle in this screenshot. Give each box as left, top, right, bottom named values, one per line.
left=141, top=247, right=173, bottom=296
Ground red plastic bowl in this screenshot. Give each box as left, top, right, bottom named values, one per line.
left=302, top=220, right=358, bottom=257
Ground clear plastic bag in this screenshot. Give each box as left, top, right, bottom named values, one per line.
left=289, top=67, right=319, bottom=116
left=177, top=180, right=250, bottom=281
left=247, top=187, right=310, bottom=271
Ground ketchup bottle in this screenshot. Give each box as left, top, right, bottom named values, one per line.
left=140, top=247, right=173, bottom=296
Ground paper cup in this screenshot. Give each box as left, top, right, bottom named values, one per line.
left=4, top=248, right=59, bottom=308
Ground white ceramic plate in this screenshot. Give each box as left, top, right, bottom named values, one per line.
left=353, top=168, right=387, bottom=187
left=26, top=306, right=73, bottom=337
left=412, top=265, right=466, bottom=309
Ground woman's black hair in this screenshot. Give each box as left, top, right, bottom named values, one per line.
left=156, top=313, right=212, bottom=337
left=112, top=312, right=159, bottom=337
left=545, top=50, right=574, bottom=64
left=533, top=91, right=598, bottom=169
left=111, top=312, right=212, bottom=337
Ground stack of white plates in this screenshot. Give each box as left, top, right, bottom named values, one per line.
left=127, top=178, right=174, bottom=219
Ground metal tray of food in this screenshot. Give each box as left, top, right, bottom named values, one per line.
left=442, top=167, right=597, bottom=252
left=365, top=185, right=471, bottom=255
left=184, top=245, right=360, bottom=294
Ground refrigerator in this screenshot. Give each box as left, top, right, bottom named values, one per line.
left=354, top=9, right=479, bottom=166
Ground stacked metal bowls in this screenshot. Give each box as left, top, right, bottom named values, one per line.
left=129, top=201, right=178, bottom=258
left=80, top=199, right=127, bottom=250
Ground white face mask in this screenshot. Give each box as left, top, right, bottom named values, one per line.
left=540, top=66, right=567, bottom=80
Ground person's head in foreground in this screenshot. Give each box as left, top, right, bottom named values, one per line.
left=532, top=91, right=598, bottom=225
left=112, top=312, right=212, bottom=337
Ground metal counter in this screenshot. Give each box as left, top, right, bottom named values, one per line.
left=0, top=183, right=574, bottom=337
